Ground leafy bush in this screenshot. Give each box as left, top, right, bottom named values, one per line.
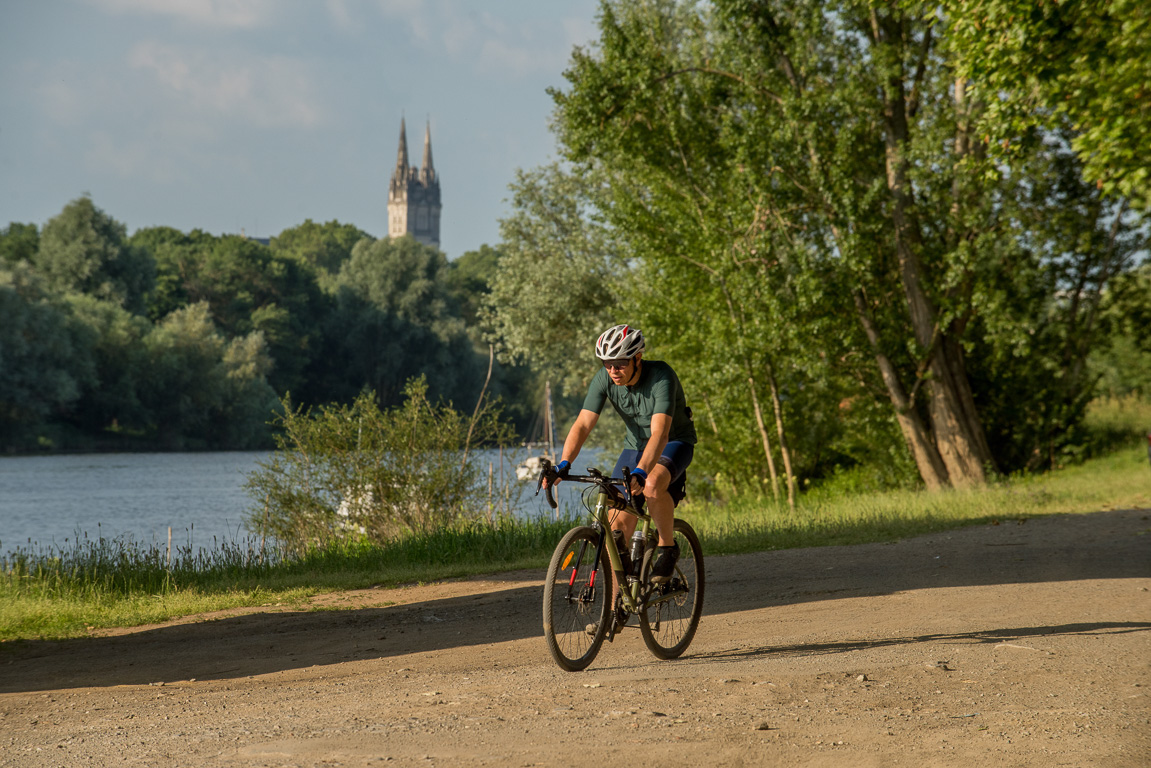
left=245, top=377, right=515, bottom=550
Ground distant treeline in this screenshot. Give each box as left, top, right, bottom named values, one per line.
left=0, top=198, right=535, bottom=453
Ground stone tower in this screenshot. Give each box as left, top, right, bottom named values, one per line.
left=387, top=118, right=441, bottom=249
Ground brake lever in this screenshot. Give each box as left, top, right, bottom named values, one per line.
left=535, top=457, right=559, bottom=510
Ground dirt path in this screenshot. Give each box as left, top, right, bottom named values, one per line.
left=2, top=509, right=1149, bottom=768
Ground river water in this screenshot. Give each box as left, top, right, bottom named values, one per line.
left=0, top=450, right=598, bottom=555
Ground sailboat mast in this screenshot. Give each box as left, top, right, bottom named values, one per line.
left=544, top=381, right=557, bottom=462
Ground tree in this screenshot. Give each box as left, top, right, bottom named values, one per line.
left=549, top=0, right=1135, bottom=489
left=1091, top=263, right=1151, bottom=398
left=0, top=223, right=39, bottom=267
left=140, top=302, right=277, bottom=449
left=484, top=164, right=626, bottom=399
left=945, top=0, right=1151, bottom=209
left=36, top=196, right=155, bottom=314
left=0, top=264, right=95, bottom=447
left=961, top=127, right=1146, bottom=470
left=62, top=294, right=153, bottom=438
left=312, top=236, right=486, bottom=409
left=134, top=229, right=328, bottom=395
left=269, top=219, right=370, bottom=280
left=446, top=244, right=503, bottom=326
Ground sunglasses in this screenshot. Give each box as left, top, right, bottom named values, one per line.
left=603, top=358, right=632, bottom=370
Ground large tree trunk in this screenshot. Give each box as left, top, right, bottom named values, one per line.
left=926, top=347, right=990, bottom=486
left=871, top=9, right=993, bottom=487
left=853, top=291, right=950, bottom=490
left=747, top=376, right=782, bottom=503
left=765, top=363, right=797, bottom=509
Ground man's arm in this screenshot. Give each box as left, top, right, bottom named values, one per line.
left=560, top=409, right=599, bottom=466
left=543, top=409, right=599, bottom=488
left=636, top=412, right=672, bottom=477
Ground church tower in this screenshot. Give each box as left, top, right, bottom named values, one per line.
left=387, top=118, right=441, bottom=249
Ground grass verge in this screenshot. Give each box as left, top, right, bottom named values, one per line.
left=3, top=446, right=1148, bottom=643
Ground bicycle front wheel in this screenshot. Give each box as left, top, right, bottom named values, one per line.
left=639, top=518, right=704, bottom=660
left=542, top=526, right=612, bottom=671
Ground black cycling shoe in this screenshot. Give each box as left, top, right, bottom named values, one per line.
left=649, top=542, right=680, bottom=583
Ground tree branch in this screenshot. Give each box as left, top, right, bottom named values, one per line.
left=907, top=24, right=933, bottom=118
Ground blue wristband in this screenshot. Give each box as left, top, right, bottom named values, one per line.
left=631, top=466, right=647, bottom=483
left=555, top=460, right=571, bottom=477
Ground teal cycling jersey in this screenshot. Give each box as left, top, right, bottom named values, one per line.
left=582, top=360, right=697, bottom=450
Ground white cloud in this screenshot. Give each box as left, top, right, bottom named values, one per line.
left=371, top=0, right=594, bottom=77
left=128, top=41, right=324, bottom=129
left=84, top=0, right=275, bottom=28
left=325, top=0, right=355, bottom=32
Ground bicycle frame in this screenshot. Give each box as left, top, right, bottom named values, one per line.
left=585, top=485, right=651, bottom=615
left=539, top=463, right=687, bottom=617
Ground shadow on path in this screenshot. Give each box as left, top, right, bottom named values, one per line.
left=688, top=620, right=1151, bottom=664
left=1, top=509, right=1147, bottom=693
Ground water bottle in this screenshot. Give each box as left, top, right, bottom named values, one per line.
left=629, top=529, right=646, bottom=577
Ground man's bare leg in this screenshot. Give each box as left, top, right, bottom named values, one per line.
left=642, top=463, right=676, bottom=546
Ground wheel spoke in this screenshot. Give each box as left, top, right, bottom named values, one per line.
left=639, top=519, right=704, bottom=660
left=543, top=527, right=611, bottom=671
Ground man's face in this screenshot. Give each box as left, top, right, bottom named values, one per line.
left=603, top=356, right=636, bottom=385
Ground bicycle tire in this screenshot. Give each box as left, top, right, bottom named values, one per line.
left=639, top=518, right=704, bottom=660
left=542, top=525, right=612, bottom=671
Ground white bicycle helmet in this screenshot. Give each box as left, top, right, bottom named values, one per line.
left=595, top=324, right=645, bottom=360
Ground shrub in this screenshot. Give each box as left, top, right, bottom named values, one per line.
left=245, top=377, right=515, bottom=550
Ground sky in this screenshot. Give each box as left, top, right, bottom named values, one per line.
left=0, top=0, right=602, bottom=259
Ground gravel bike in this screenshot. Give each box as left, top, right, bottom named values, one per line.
left=536, top=458, right=704, bottom=671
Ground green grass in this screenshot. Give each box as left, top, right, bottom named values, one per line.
left=3, top=446, right=1148, bottom=644
left=687, top=445, right=1150, bottom=553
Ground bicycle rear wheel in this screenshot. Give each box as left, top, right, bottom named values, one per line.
left=639, top=518, right=704, bottom=660
left=543, top=526, right=612, bottom=671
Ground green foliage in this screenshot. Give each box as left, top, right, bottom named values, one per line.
left=536, top=0, right=1145, bottom=491
left=446, top=244, right=502, bottom=326
left=140, top=302, right=279, bottom=449
left=36, top=196, right=155, bottom=314
left=306, top=235, right=488, bottom=409
left=0, top=513, right=575, bottom=640
left=0, top=222, right=39, bottom=267
left=269, top=218, right=370, bottom=280
left=0, top=264, right=95, bottom=447
left=1080, top=395, right=1151, bottom=456
left=483, top=163, right=626, bottom=400
left=245, top=378, right=517, bottom=550
left=963, top=133, right=1145, bottom=471
left=1, top=197, right=531, bottom=452
left=945, top=0, right=1151, bottom=209
left=61, top=294, right=153, bottom=437
left=689, top=445, right=1151, bottom=554
left=135, top=230, right=328, bottom=395
left=336, top=236, right=457, bottom=329
left=1091, top=263, right=1151, bottom=397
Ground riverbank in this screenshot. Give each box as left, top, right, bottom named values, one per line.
left=2, top=446, right=1148, bottom=643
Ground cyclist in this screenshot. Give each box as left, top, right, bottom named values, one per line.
left=545, top=323, right=697, bottom=592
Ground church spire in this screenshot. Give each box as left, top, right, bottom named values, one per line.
left=395, top=117, right=410, bottom=176
left=420, top=120, right=435, bottom=185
